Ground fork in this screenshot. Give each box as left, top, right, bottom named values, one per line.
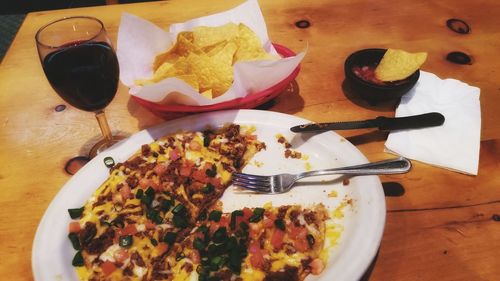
left=232, top=157, right=411, bottom=193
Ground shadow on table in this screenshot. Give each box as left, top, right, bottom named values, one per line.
left=264, top=80, right=304, bottom=114
left=341, top=79, right=399, bottom=112
left=360, top=250, right=380, bottom=281
left=382, top=182, right=406, bottom=197
left=346, top=130, right=389, bottom=146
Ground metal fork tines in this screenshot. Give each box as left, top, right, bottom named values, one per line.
left=232, top=157, right=412, bottom=194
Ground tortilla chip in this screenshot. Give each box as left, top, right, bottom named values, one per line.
left=139, top=22, right=278, bottom=98
left=192, top=23, right=239, bottom=48
left=374, top=49, right=427, bottom=81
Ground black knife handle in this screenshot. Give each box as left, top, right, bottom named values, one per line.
left=377, top=112, right=445, bottom=130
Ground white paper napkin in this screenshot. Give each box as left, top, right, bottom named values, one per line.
left=384, top=71, right=481, bottom=175
left=116, top=0, right=305, bottom=106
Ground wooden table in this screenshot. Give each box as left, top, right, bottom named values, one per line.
left=1, top=0, right=498, bottom=280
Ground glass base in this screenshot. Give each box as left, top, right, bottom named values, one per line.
left=88, top=135, right=126, bottom=158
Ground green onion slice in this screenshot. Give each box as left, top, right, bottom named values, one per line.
left=230, top=210, right=243, bottom=230
left=201, top=183, right=214, bottom=194
left=172, top=204, right=186, bottom=215
left=146, top=209, right=163, bottom=224
left=205, top=165, right=217, bottom=177
left=193, top=237, right=205, bottom=251
left=173, top=214, right=188, bottom=229
left=103, top=156, right=115, bottom=168
left=68, top=207, right=84, bottom=219
left=307, top=234, right=315, bottom=247
left=197, top=225, right=209, bottom=234
left=161, top=199, right=172, bottom=212
left=212, top=227, right=228, bottom=243
left=163, top=232, right=177, bottom=244
left=135, top=189, right=143, bottom=199
left=119, top=235, right=133, bottom=248
left=208, top=210, right=222, bottom=222
left=71, top=251, right=84, bottom=267
left=248, top=207, right=265, bottom=223
left=274, top=219, right=286, bottom=231
left=68, top=233, right=81, bottom=250
left=141, top=187, right=155, bottom=206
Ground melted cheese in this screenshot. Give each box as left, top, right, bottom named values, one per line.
left=171, top=260, right=193, bottom=281
left=99, top=244, right=121, bottom=262
left=149, top=142, right=160, bottom=152
left=240, top=267, right=265, bottom=281
left=76, top=266, right=91, bottom=281
left=73, top=126, right=266, bottom=281
left=130, top=236, right=154, bottom=254
left=270, top=252, right=306, bottom=272
left=320, top=220, right=343, bottom=262
left=133, top=266, right=147, bottom=278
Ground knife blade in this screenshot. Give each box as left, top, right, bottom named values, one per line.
left=290, top=112, right=445, bottom=133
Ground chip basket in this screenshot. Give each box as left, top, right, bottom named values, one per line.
left=131, top=44, right=301, bottom=119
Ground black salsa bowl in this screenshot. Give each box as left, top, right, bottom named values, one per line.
left=344, top=48, right=420, bottom=102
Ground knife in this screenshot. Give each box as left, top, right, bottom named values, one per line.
left=290, top=112, right=445, bottom=133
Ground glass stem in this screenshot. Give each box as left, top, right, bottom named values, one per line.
left=95, top=110, right=113, bottom=142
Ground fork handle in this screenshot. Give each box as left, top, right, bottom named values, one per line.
left=296, top=157, right=411, bottom=179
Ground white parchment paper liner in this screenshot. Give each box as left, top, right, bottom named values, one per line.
left=117, top=0, right=305, bottom=106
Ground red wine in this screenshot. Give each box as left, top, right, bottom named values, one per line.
left=42, top=41, right=119, bottom=112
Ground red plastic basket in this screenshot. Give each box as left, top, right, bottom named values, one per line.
left=131, top=44, right=301, bottom=119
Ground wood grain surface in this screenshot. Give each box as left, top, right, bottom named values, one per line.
left=0, top=0, right=498, bottom=280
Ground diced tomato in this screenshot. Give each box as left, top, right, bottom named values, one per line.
left=192, top=169, right=209, bottom=183
left=242, top=207, right=253, bottom=221
left=139, top=178, right=151, bottom=188
left=153, top=163, right=168, bottom=175
left=189, top=139, right=201, bottom=151
left=208, top=177, right=221, bottom=188
left=155, top=242, right=169, bottom=256
left=119, top=184, right=132, bottom=200
left=294, top=237, right=310, bottom=252
left=113, top=231, right=119, bottom=244
left=263, top=217, right=274, bottom=229
left=101, top=261, right=117, bottom=276
left=179, top=162, right=193, bottom=177
left=309, top=258, right=325, bottom=275
left=289, top=224, right=307, bottom=240
left=219, top=214, right=230, bottom=228
left=121, top=224, right=137, bottom=236
left=249, top=240, right=264, bottom=269
left=190, top=249, right=201, bottom=264
left=270, top=229, right=285, bottom=250
left=209, top=223, right=218, bottom=234
left=139, top=178, right=160, bottom=191
left=188, top=181, right=204, bottom=192
left=169, top=149, right=180, bottom=161
left=145, top=220, right=156, bottom=230
left=68, top=221, right=81, bottom=233
left=352, top=65, right=385, bottom=85
left=114, top=249, right=129, bottom=263
left=288, top=224, right=309, bottom=251
left=152, top=183, right=162, bottom=192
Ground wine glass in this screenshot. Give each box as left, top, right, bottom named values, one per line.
left=35, top=16, right=123, bottom=158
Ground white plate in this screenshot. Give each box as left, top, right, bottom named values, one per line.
left=32, top=109, right=385, bottom=281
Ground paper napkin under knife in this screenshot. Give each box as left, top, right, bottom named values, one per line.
left=384, top=71, right=481, bottom=175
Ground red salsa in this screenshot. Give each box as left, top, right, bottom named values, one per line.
left=352, top=65, right=408, bottom=86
